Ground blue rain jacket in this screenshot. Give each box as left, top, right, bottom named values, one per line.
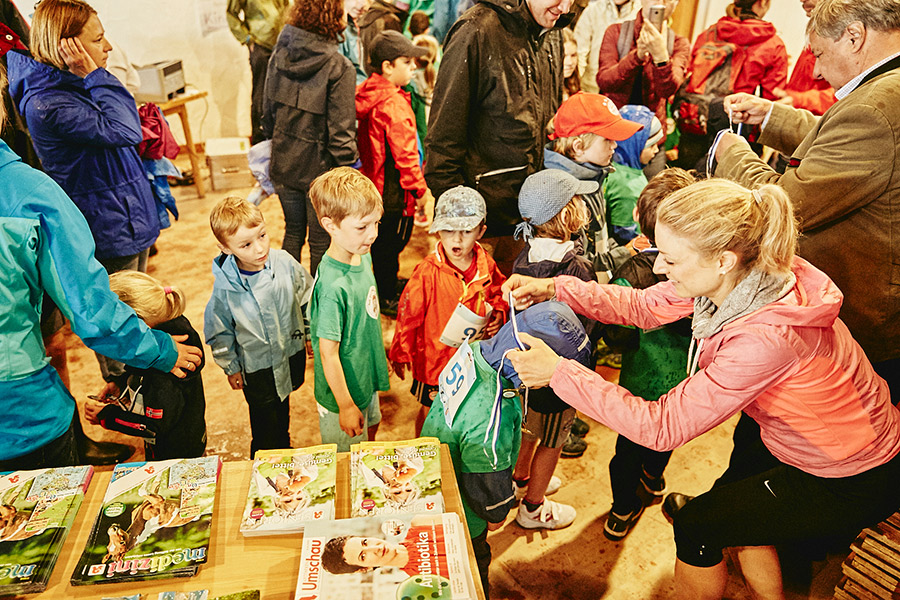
left=0, top=141, right=177, bottom=461
left=7, top=51, right=159, bottom=260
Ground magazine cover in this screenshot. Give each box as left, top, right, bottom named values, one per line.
left=240, top=444, right=337, bottom=536
left=350, top=438, right=443, bottom=517
left=294, top=512, right=475, bottom=600
left=71, top=456, right=222, bottom=586
left=0, top=466, right=93, bottom=594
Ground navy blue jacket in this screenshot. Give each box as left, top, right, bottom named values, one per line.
left=7, top=51, right=159, bottom=260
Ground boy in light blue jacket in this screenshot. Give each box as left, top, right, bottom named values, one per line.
left=204, top=197, right=313, bottom=457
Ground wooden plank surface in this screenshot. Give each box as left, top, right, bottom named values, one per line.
left=37, top=446, right=485, bottom=599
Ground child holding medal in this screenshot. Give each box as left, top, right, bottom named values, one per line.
left=389, top=186, right=507, bottom=435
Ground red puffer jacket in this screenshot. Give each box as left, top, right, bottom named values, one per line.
left=356, top=73, right=427, bottom=215
left=689, top=16, right=787, bottom=100
left=389, top=243, right=508, bottom=385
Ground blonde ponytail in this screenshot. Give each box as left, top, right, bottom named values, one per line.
left=108, top=271, right=186, bottom=326
left=656, top=179, right=797, bottom=275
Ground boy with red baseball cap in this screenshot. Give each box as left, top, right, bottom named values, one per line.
left=522, top=92, right=642, bottom=460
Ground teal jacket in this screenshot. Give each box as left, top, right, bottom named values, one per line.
left=0, top=141, right=177, bottom=461
left=421, top=343, right=522, bottom=537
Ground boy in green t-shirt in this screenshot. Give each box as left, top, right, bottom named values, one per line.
left=308, top=167, right=391, bottom=452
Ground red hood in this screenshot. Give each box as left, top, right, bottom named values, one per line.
left=356, top=73, right=409, bottom=119
left=715, top=16, right=778, bottom=46
left=738, top=257, right=843, bottom=330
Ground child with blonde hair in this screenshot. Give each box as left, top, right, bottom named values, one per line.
left=509, top=169, right=599, bottom=530
left=205, top=196, right=313, bottom=457
left=85, top=271, right=207, bottom=460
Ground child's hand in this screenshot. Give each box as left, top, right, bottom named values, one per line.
left=391, top=361, right=408, bottom=380
left=227, top=372, right=244, bottom=390
left=306, top=340, right=314, bottom=358
left=487, top=516, right=506, bottom=531
left=84, top=399, right=106, bottom=425
left=484, top=311, right=504, bottom=338
left=339, top=405, right=365, bottom=438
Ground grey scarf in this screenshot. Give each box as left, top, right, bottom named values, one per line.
left=692, top=268, right=796, bottom=340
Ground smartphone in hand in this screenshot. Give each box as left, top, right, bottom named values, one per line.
left=648, top=5, right=666, bottom=30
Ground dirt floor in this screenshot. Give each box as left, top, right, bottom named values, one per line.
left=60, top=163, right=845, bottom=599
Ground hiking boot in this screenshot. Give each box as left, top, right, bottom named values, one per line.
left=604, top=504, right=645, bottom=541
left=639, top=468, right=667, bottom=497
left=516, top=498, right=576, bottom=530
left=570, top=417, right=591, bottom=437
left=560, top=433, right=587, bottom=458
left=513, top=475, right=561, bottom=502
left=662, top=492, right=695, bottom=523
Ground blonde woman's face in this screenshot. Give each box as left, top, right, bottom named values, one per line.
left=76, top=14, right=112, bottom=69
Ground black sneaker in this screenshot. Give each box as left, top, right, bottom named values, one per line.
left=639, top=468, right=667, bottom=497
left=604, top=504, right=644, bottom=541
left=570, top=417, right=591, bottom=437
left=560, top=433, right=587, bottom=458
left=661, top=492, right=694, bottom=523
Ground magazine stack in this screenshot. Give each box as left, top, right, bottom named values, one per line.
left=294, top=512, right=476, bottom=600
left=71, top=455, right=222, bottom=586
left=0, top=465, right=93, bottom=594
left=240, top=444, right=337, bottom=536
left=350, top=438, right=444, bottom=518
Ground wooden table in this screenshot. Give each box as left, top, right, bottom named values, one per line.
left=159, top=90, right=208, bottom=198
left=39, top=447, right=487, bottom=599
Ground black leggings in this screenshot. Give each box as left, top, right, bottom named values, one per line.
left=673, top=416, right=900, bottom=567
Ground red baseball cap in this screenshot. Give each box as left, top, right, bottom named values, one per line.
left=548, top=92, right=644, bottom=141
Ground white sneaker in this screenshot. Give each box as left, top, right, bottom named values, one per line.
left=515, top=498, right=576, bottom=530
left=513, top=475, right=562, bottom=501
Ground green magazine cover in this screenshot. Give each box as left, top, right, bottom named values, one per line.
left=0, top=465, right=93, bottom=594
left=71, top=456, right=221, bottom=586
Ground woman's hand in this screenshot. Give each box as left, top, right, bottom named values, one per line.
left=59, top=37, right=99, bottom=78
left=169, top=334, right=202, bottom=378
left=639, top=20, right=669, bottom=64
left=506, top=332, right=562, bottom=389
left=501, top=275, right=555, bottom=310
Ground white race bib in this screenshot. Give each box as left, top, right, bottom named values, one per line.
left=439, top=339, right=476, bottom=427
left=439, top=303, right=491, bottom=348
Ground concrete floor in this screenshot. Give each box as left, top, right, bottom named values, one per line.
left=61, top=165, right=845, bottom=599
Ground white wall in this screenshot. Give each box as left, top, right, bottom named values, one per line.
left=693, top=0, right=811, bottom=72
left=90, top=0, right=253, bottom=143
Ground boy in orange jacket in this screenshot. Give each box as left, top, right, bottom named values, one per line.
left=356, top=30, right=435, bottom=315
left=389, top=187, right=507, bottom=434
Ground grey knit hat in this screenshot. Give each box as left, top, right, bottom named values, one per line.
left=515, top=169, right=598, bottom=239
left=429, top=186, right=487, bottom=233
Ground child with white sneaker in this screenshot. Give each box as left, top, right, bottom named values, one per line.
left=420, top=302, right=592, bottom=596
left=510, top=169, right=600, bottom=529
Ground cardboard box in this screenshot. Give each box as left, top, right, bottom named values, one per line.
left=205, top=137, right=255, bottom=191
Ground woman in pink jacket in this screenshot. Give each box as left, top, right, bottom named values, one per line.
left=503, top=179, right=900, bottom=600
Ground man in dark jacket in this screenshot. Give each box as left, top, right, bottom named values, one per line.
left=424, top=0, right=571, bottom=274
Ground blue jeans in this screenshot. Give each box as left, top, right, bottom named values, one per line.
left=277, top=186, right=329, bottom=276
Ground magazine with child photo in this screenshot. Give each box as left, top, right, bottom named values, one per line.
left=350, top=438, right=443, bottom=518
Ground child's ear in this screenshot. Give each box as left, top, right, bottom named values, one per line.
left=320, top=216, right=336, bottom=235
left=571, top=138, right=584, bottom=158
left=381, top=59, right=393, bottom=75
left=217, top=242, right=233, bottom=256
left=476, top=224, right=487, bottom=240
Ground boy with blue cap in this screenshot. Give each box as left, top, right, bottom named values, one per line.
left=421, top=301, right=592, bottom=597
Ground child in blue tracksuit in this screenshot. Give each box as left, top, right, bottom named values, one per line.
left=204, top=197, right=313, bottom=457
left=421, top=301, right=591, bottom=598
left=603, top=104, right=664, bottom=246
